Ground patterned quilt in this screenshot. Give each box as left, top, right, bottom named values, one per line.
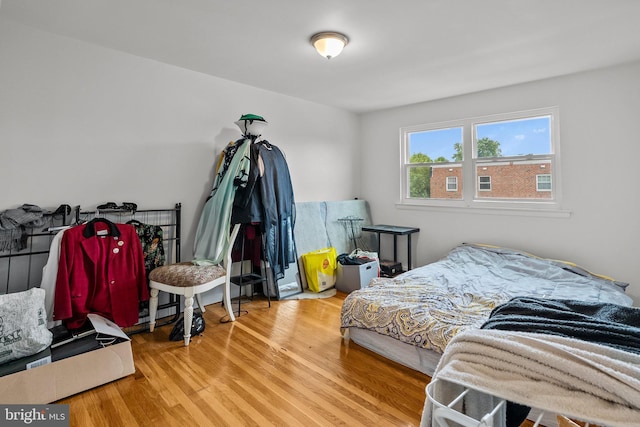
left=341, top=278, right=509, bottom=353
left=340, top=244, right=633, bottom=354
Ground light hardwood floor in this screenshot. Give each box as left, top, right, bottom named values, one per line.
left=59, top=292, right=431, bottom=426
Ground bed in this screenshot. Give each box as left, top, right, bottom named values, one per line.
left=422, top=298, right=640, bottom=427
left=340, top=243, right=633, bottom=376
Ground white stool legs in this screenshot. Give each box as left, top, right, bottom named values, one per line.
left=149, top=288, right=159, bottom=332
left=196, top=294, right=206, bottom=313
left=182, top=293, right=194, bottom=346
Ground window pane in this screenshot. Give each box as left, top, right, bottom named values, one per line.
left=446, top=176, right=457, bottom=191
left=475, top=116, right=551, bottom=158
left=537, top=174, right=552, bottom=191
left=408, top=165, right=463, bottom=199
left=476, top=160, right=552, bottom=199
left=478, top=176, right=491, bottom=191
left=430, top=165, right=462, bottom=199
left=409, top=127, right=463, bottom=163
left=408, top=165, right=431, bottom=198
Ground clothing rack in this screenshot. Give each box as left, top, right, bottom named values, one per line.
left=76, top=203, right=182, bottom=333
left=229, top=223, right=272, bottom=316
left=0, top=203, right=182, bottom=334
left=338, top=216, right=365, bottom=252
left=0, top=206, right=76, bottom=294
left=76, top=204, right=181, bottom=265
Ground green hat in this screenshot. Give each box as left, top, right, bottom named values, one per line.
left=235, top=114, right=268, bottom=137
left=238, top=114, right=267, bottom=122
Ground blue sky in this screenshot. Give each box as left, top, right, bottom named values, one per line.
left=409, top=116, right=551, bottom=160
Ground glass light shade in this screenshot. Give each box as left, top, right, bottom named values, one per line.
left=310, top=32, right=349, bottom=59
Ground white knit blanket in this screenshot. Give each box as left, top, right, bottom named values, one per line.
left=421, top=329, right=640, bottom=427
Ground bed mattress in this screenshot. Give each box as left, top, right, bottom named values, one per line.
left=341, top=243, right=632, bottom=358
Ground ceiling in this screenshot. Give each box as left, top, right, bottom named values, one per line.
left=2, top=0, right=640, bottom=113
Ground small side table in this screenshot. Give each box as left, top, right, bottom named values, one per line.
left=362, top=225, right=420, bottom=271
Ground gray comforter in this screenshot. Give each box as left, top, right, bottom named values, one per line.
left=400, top=244, right=631, bottom=304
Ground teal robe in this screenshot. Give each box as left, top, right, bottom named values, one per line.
left=193, top=139, right=251, bottom=264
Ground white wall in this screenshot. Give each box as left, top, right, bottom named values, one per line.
left=0, top=19, right=360, bottom=257
left=3, top=18, right=638, bottom=307
left=360, top=61, right=640, bottom=305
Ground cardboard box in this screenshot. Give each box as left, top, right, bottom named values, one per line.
left=0, top=315, right=134, bottom=404
left=0, top=348, right=51, bottom=378
left=336, top=260, right=379, bottom=293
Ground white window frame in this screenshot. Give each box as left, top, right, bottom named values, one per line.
left=399, top=107, right=565, bottom=216
left=478, top=176, right=491, bottom=191
left=446, top=176, right=458, bottom=192
left=536, top=174, right=552, bottom=192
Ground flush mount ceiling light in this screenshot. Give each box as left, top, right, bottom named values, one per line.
left=310, top=31, right=349, bottom=59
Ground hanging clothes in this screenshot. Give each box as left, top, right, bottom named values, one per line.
left=127, top=219, right=165, bottom=279
left=0, top=204, right=47, bottom=251
left=40, top=227, right=69, bottom=329
left=256, top=141, right=296, bottom=280
left=230, top=223, right=263, bottom=268
left=195, top=114, right=295, bottom=281
left=231, top=143, right=263, bottom=224
left=193, top=138, right=252, bottom=264
left=230, top=140, right=296, bottom=280
left=54, top=219, right=148, bottom=329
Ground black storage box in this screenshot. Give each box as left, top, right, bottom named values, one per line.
left=380, top=260, right=403, bottom=277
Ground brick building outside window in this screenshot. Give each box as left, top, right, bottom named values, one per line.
left=430, top=161, right=552, bottom=199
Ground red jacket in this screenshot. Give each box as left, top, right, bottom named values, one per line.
left=54, top=219, right=148, bottom=329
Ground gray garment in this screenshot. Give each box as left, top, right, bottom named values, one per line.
left=0, top=204, right=45, bottom=230
left=0, top=204, right=46, bottom=251
left=256, top=141, right=296, bottom=280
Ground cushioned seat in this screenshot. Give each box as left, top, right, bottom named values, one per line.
left=149, top=263, right=226, bottom=287
left=148, top=224, right=240, bottom=346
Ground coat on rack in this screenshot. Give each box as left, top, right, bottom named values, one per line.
left=54, top=218, right=148, bottom=329
left=255, top=141, right=295, bottom=280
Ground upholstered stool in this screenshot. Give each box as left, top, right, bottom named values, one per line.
left=148, top=224, right=240, bottom=346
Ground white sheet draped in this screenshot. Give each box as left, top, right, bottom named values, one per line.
left=421, top=329, right=640, bottom=427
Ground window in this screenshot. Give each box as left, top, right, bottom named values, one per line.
left=537, top=174, right=552, bottom=191
left=400, top=107, right=561, bottom=212
left=405, top=127, right=463, bottom=200
left=446, top=176, right=458, bottom=191
left=478, top=176, right=491, bottom=191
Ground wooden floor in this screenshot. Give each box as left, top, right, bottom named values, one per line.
left=59, top=292, right=431, bottom=426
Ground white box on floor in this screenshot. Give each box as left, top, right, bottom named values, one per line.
left=0, top=315, right=135, bottom=404
left=336, top=260, right=379, bottom=293
left=0, top=341, right=134, bottom=404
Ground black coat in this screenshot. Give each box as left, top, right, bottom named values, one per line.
left=232, top=140, right=296, bottom=280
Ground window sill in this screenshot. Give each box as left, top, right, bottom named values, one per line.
left=396, top=201, right=571, bottom=218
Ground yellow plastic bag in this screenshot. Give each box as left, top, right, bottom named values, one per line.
left=302, top=247, right=338, bottom=292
